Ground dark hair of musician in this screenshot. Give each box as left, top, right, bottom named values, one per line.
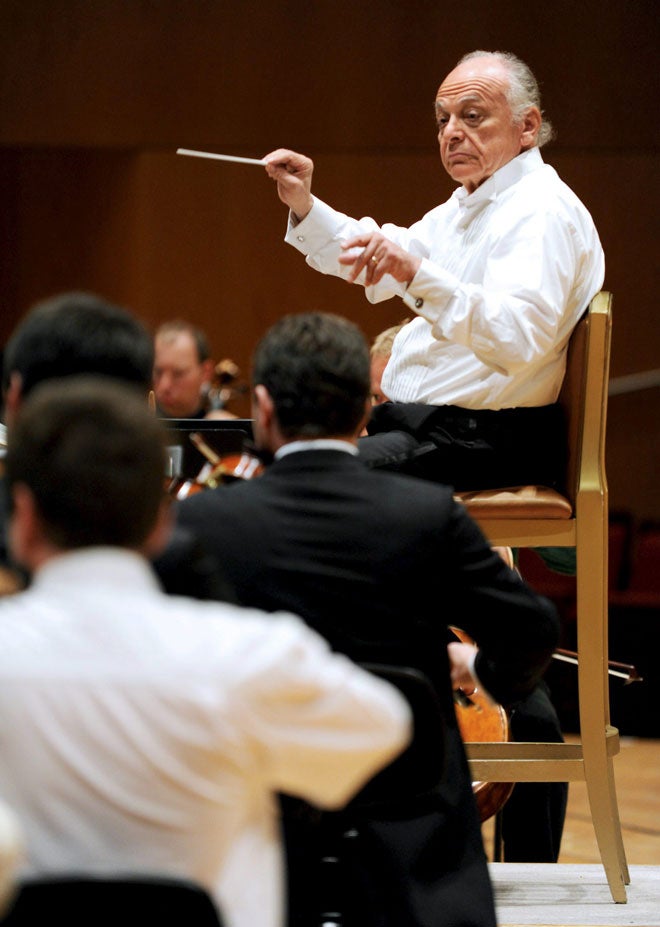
left=2, top=291, right=154, bottom=399
left=252, top=312, right=371, bottom=438
left=5, top=376, right=168, bottom=550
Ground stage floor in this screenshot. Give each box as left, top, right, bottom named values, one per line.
left=491, top=863, right=660, bottom=926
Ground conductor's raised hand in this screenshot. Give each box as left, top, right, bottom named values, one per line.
left=338, top=232, right=422, bottom=286
left=263, top=149, right=314, bottom=221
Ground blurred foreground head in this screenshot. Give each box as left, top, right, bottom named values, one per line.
left=2, top=291, right=154, bottom=423
left=5, top=377, right=168, bottom=561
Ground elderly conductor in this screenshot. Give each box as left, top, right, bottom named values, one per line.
left=264, top=50, right=605, bottom=491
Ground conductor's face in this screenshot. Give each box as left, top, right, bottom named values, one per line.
left=435, top=57, right=530, bottom=194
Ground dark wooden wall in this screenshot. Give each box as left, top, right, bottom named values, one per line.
left=1, top=0, right=658, bottom=517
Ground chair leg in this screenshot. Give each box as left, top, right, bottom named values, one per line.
left=580, top=723, right=629, bottom=900
left=605, top=744, right=630, bottom=885
left=492, top=809, right=504, bottom=862
left=576, top=503, right=629, bottom=901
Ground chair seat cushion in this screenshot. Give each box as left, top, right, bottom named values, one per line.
left=454, top=485, right=573, bottom=519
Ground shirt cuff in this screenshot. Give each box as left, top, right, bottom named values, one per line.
left=285, top=197, right=341, bottom=255
left=401, top=256, right=458, bottom=321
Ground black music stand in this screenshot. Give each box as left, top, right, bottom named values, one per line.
left=160, top=418, right=253, bottom=480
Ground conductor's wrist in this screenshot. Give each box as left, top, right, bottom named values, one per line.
left=290, top=196, right=314, bottom=224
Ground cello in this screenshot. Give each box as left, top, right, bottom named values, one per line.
left=450, top=626, right=515, bottom=822
left=449, top=625, right=642, bottom=824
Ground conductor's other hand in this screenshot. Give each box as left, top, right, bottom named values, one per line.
left=263, top=149, right=314, bottom=222
left=338, top=232, right=422, bottom=287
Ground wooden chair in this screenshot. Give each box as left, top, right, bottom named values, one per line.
left=455, top=291, right=629, bottom=903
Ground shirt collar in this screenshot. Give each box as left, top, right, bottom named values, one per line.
left=275, top=439, right=358, bottom=460
left=454, top=147, right=544, bottom=223
left=32, top=547, right=160, bottom=591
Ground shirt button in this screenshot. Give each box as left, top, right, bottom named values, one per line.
left=297, top=235, right=305, bottom=242
left=414, top=297, right=424, bottom=309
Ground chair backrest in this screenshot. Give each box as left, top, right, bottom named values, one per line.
left=0, top=874, right=224, bottom=926
left=311, top=665, right=447, bottom=927
left=558, top=291, right=612, bottom=504
left=345, top=663, right=446, bottom=813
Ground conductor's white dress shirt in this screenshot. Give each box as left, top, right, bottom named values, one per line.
left=286, top=147, right=605, bottom=410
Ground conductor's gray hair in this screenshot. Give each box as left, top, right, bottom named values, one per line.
left=459, top=50, right=555, bottom=147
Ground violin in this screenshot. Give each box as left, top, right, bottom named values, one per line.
left=166, top=429, right=263, bottom=500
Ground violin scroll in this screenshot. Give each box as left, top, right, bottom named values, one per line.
left=207, top=358, right=248, bottom=414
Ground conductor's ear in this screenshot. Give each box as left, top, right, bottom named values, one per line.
left=520, top=106, right=542, bottom=150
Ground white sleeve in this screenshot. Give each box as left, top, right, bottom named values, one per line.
left=232, top=612, right=412, bottom=809
left=285, top=192, right=604, bottom=377
left=285, top=197, right=410, bottom=304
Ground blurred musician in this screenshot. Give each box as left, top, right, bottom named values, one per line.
left=153, top=320, right=238, bottom=420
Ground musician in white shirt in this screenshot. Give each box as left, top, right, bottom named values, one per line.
left=0, top=377, right=411, bottom=927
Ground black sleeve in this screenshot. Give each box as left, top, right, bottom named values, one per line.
left=151, top=522, right=240, bottom=604
left=446, top=499, right=560, bottom=708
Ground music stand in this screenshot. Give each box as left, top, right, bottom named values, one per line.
left=160, top=418, right=254, bottom=480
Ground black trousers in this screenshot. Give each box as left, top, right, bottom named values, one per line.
left=359, top=401, right=566, bottom=492
left=503, top=684, right=568, bottom=863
